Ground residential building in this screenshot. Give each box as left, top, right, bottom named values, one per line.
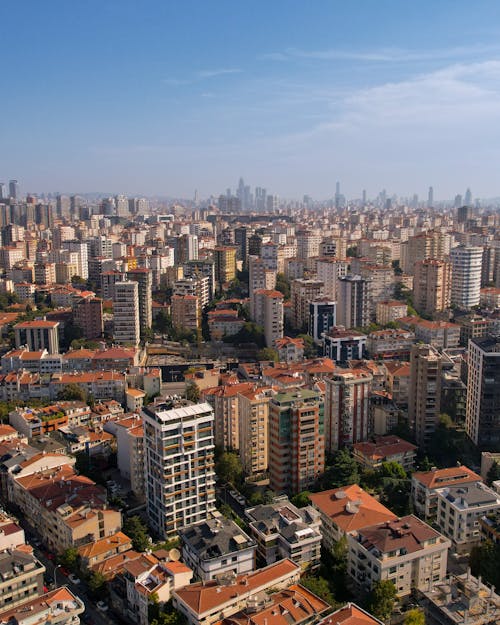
left=179, top=515, right=256, bottom=581
left=480, top=286, right=500, bottom=309
left=336, top=275, right=370, bottom=329
left=316, top=258, right=349, bottom=299
left=174, top=276, right=210, bottom=310
left=172, top=559, right=301, bottom=625
left=413, top=259, right=452, bottom=316
left=0, top=587, right=85, bottom=625
left=457, top=314, right=492, bottom=347
left=296, top=230, right=321, bottom=260
left=202, top=382, right=254, bottom=451
left=113, top=281, right=140, bottom=346
left=308, top=298, right=336, bottom=344
left=414, top=320, right=461, bottom=349
left=253, top=289, right=284, bottom=347
left=77, top=531, right=133, bottom=569
left=245, top=497, right=322, bottom=570
left=317, top=604, right=383, bottom=625
left=366, top=329, right=414, bottom=360
left=309, top=485, right=396, bottom=551
left=274, top=336, right=305, bottom=362
left=214, top=246, right=237, bottom=288
left=290, top=279, right=324, bottom=330
left=0, top=548, right=45, bottom=612
left=375, top=300, right=408, bottom=326
left=411, top=465, right=482, bottom=521
left=143, top=400, right=216, bottom=538
left=450, top=245, right=483, bottom=309
left=401, top=231, right=450, bottom=274
left=106, top=414, right=145, bottom=498
left=323, top=327, right=367, bottom=363
left=435, top=482, right=500, bottom=553
left=465, top=336, right=500, bottom=449
left=419, top=572, right=500, bottom=625
left=73, top=296, right=103, bottom=339
left=238, top=386, right=273, bottom=476
left=171, top=294, right=200, bottom=332
left=269, top=389, right=325, bottom=495
left=408, top=344, right=443, bottom=448
left=248, top=256, right=276, bottom=319
left=14, top=319, right=59, bottom=354
left=324, top=369, right=372, bottom=452
left=347, top=515, right=450, bottom=597
left=128, top=268, right=153, bottom=333
left=352, top=436, right=417, bottom=471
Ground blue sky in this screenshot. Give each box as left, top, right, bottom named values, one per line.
left=2, top=1, right=500, bottom=200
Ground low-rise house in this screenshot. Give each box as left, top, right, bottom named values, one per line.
left=217, top=584, right=330, bottom=625
left=480, top=510, right=500, bottom=544
left=366, top=329, right=414, bottom=360
left=0, top=548, right=46, bottom=612
left=0, top=515, right=25, bottom=550
left=179, top=515, right=256, bottom=581
left=352, top=435, right=417, bottom=471
left=418, top=571, right=500, bottom=625
left=411, top=465, right=482, bottom=521
left=0, top=586, right=84, bottom=625
left=172, top=559, right=301, bottom=625
left=309, top=485, right=396, bottom=550
left=414, top=320, right=461, bottom=349
left=435, top=482, right=500, bottom=553
left=245, top=497, right=322, bottom=570
left=49, top=370, right=127, bottom=403
left=274, top=337, right=305, bottom=363
left=317, top=603, right=384, bottom=625
left=77, top=531, right=132, bottom=569
left=126, top=387, right=146, bottom=412
left=347, top=515, right=450, bottom=597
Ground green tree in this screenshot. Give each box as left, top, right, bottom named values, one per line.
left=320, top=450, right=359, bottom=489
left=59, top=547, right=79, bottom=571
left=141, top=326, right=155, bottom=343
left=404, top=609, right=425, bottom=625
left=346, top=246, right=358, bottom=258
left=123, top=515, right=151, bottom=552
left=257, top=347, right=279, bottom=362
left=469, top=540, right=500, bottom=589
left=368, top=579, right=397, bottom=623
left=57, top=383, right=87, bottom=402
left=215, top=452, right=243, bottom=485
left=153, top=310, right=172, bottom=334
left=275, top=273, right=291, bottom=300
left=379, top=461, right=407, bottom=480
left=486, top=461, right=500, bottom=486
left=290, top=491, right=311, bottom=508
left=301, top=576, right=335, bottom=605
left=88, top=571, right=107, bottom=598
left=185, top=381, right=200, bottom=403
left=297, top=333, right=319, bottom=359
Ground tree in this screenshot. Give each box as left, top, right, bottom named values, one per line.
left=379, top=461, right=407, bottom=480
left=150, top=601, right=186, bottom=625
left=153, top=310, right=172, bottom=335
left=123, top=515, right=151, bottom=552
left=300, top=576, right=335, bottom=605
left=346, top=246, right=359, bottom=258
left=469, top=540, right=500, bottom=589
left=297, top=333, right=319, bottom=359
left=216, top=452, right=243, bottom=485
left=486, top=461, right=500, bottom=486
left=320, top=449, right=359, bottom=489
left=141, top=326, right=155, bottom=343
left=185, top=381, right=200, bottom=403
left=88, top=571, right=107, bottom=598
left=57, top=383, right=87, bottom=402
left=276, top=273, right=291, bottom=300
left=59, top=547, right=79, bottom=571
left=257, top=347, right=279, bottom=362
left=404, top=609, right=425, bottom=625
left=368, top=579, right=397, bottom=623
left=290, top=491, right=311, bottom=508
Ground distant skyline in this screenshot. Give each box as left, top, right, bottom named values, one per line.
left=3, top=1, right=500, bottom=199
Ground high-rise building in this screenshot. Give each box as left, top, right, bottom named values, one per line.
left=413, top=259, right=452, bottom=316
left=249, top=256, right=276, bottom=319
left=401, top=231, right=450, bottom=275
left=324, top=368, right=372, bottom=452
left=253, top=289, right=284, bottom=347
left=464, top=187, right=473, bottom=206
left=336, top=275, right=369, bottom=329
left=308, top=298, right=336, bottom=344
left=65, top=240, right=89, bottom=280
left=450, top=245, right=482, bottom=309
left=316, top=258, right=349, bottom=299
left=234, top=226, right=249, bottom=263
left=457, top=205, right=472, bottom=224
left=465, top=336, right=500, bottom=449
left=296, top=230, right=321, bottom=260
left=213, top=246, right=237, bottom=288
left=238, top=386, right=273, bottom=476
left=178, top=234, right=199, bottom=264
left=9, top=180, right=19, bottom=199
left=269, top=388, right=325, bottom=495
left=113, top=281, right=140, bottom=346
left=171, top=294, right=200, bottom=332
left=290, top=278, right=324, bottom=329
left=408, top=344, right=443, bottom=448
left=428, top=186, right=434, bottom=206
left=73, top=296, right=103, bottom=339
left=143, top=400, right=216, bottom=537
left=0, top=183, right=6, bottom=199
left=127, top=268, right=153, bottom=334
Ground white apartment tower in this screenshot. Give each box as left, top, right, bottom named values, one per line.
left=450, top=245, right=483, bottom=309
left=113, top=281, right=140, bottom=346
left=143, top=400, right=216, bottom=538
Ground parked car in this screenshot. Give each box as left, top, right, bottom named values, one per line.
left=96, top=601, right=109, bottom=612
left=68, top=573, right=81, bottom=584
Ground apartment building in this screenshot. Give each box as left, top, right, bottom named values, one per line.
left=253, top=289, right=284, bottom=347
left=0, top=548, right=45, bottom=612
left=413, top=259, right=452, bottom=316
left=245, top=497, right=322, bottom=570
left=309, top=485, right=396, bottom=551
left=105, top=414, right=145, bottom=498
left=179, top=515, right=256, bottom=581
left=352, top=435, right=417, bottom=471
left=113, top=280, right=140, bottom=346
left=323, top=327, right=367, bottom=363
left=290, top=279, right=324, bottom=329
left=269, top=389, right=325, bottom=495
left=202, top=382, right=254, bottom=451
left=366, top=329, right=414, bottom=360
left=375, top=300, right=408, bottom=326
left=237, top=386, right=273, bottom=476
left=435, top=482, right=500, bottom=553
left=0, top=587, right=84, bottom=625
left=14, top=319, right=59, bottom=354
left=143, top=400, right=216, bottom=538
left=347, top=515, right=450, bottom=597
left=324, top=368, right=372, bottom=453
left=411, top=465, right=482, bottom=521
left=171, top=294, right=200, bottom=332
left=450, top=245, right=483, bottom=309
left=414, top=320, right=461, bottom=349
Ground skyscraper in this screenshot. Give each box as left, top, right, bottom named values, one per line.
left=213, top=246, right=237, bottom=288
left=9, top=180, right=19, bottom=199
left=465, top=336, right=500, bottom=449
left=428, top=186, right=434, bottom=206
left=0, top=183, right=6, bottom=199
left=113, top=281, right=140, bottom=346
left=464, top=187, right=472, bottom=206
left=336, top=275, right=370, bottom=329
left=413, top=259, right=452, bottom=317
left=408, top=344, right=443, bottom=448
left=127, top=268, right=153, bottom=334
left=143, top=399, right=216, bottom=537
left=450, top=245, right=482, bottom=309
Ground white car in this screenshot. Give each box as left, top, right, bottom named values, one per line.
left=96, top=601, right=108, bottom=612
left=68, top=573, right=80, bottom=584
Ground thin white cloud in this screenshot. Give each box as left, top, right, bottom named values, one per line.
left=197, top=68, right=242, bottom=79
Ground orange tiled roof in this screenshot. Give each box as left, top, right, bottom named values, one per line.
left=412, top=465, right=481, bottom=489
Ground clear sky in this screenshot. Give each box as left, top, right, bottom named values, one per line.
left=2, top=0, right=500, bottom=201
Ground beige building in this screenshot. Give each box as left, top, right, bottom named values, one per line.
left=347, top=515, right=450, bottom=597
left=413, top=259, right=452, bottom=317
left=105, top=414, right=145, bottom=498
left=113, top=280, right=140, bottom=346
left=0, top=587, right=84, bottom=625
left=202, top=382, right=254, bottom=450
left=290, top=279, right=324, bottom=329
left=171, top=294, right=200, bottom=331
left=316, top=257, right=349, bottom=299
left=238, top=386, right=273, bottom=476
left=14, top=319, right=59, bottom=354
left=0, top=548, right=45, bottom=612
left=214, top=246, right=237, bottom=287
left=253, top=289, right=284, bottom=347
left=401, top=230, right=450, bottom=275
left=408, top=343, right=443, bottom=448
left=375, top=300, right=408, bottom=325
left=248, top=256, right=276, bottom=319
